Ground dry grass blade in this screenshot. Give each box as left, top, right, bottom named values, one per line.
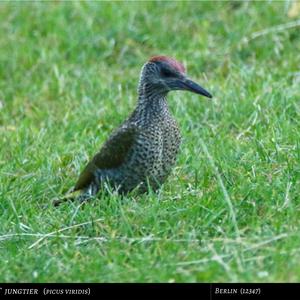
left=199, top=138, right=240, bottom=240
left=242, top=19, right=300, bottom=44
left=172, top=233, right=292, bottom=267
left=27, top=218, right=104, bottom=249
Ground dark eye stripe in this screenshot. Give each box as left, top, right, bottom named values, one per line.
left=161, top=68, right=174, bottom=77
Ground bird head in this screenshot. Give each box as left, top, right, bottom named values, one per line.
left=138, top=55, right=212, bottom=98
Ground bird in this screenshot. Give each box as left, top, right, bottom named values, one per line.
left=53, top=55, right=212, bottom=206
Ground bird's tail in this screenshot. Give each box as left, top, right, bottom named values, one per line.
left=52, top=189, right=90, bottom=206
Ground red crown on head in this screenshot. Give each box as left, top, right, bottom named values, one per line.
left=149, top=56, right=186, bottom=74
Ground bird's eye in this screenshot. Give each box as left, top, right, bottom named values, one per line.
left=161, top=68, right=174, bottom=77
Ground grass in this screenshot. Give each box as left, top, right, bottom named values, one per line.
left=0, top=1, right=300, bottom=282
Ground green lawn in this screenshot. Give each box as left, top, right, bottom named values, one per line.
left=1, top=1, right=300, bottom=282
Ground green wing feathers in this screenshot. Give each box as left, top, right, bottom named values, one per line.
left=74, top=126, right=137, bottom=191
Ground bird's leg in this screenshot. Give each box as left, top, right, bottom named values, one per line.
left=52, top=182, right=99, bottom=207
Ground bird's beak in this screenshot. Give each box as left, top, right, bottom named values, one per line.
left=173, top=78, right=212, bottom=98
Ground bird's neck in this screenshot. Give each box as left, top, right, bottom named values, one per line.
left=136, top=86, right=169, bottom=119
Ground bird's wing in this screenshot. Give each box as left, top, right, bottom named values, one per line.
left=74, top=124, right=137, bottom=190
